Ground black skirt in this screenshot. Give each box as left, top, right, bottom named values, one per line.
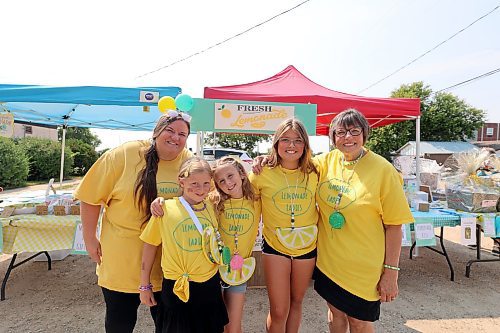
left=157, top=274, right=229, bottom=333
left=314, top=267, right=380, bottom=322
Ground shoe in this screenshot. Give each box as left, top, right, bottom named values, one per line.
left=493, top=246, right=500, bottom=255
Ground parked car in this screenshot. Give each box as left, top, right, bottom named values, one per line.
left=202, top=147, right=253, bottom=171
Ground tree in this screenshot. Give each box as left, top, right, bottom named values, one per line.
left=58, top=127, right=101, bottom=148
left=66, top=138, right=99, bottom=175
left=58, top=127, right=101, bottom=175
left=204, top=132, right=270, bottom=157
left=366, top=82, right=486, bottom=160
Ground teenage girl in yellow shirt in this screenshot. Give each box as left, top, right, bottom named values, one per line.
left=248, top=118, right=319, bottom=333
left=210, top=156, right=261, bottom=333
left=140, top=157, right=229, bottom=333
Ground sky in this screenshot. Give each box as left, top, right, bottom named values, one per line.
left=1, top=0, right=499, bottom=153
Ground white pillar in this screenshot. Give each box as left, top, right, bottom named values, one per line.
left=59, top=125, right=67, bottom=189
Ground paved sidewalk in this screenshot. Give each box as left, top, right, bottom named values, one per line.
left=0, top=178, right=81, bottom=199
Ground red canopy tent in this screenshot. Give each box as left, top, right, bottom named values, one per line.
left=204, top=65, right=420, bottom=135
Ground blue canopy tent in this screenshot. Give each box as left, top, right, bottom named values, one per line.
left=0, top=84, right=182, bottom=186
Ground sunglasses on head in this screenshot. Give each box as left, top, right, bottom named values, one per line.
left=167, top=109, right=192, bottom=123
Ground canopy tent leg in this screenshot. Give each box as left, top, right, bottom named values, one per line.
left=59, top=125, right=67, bottom=189
left=196, top=131, right=204, bottom=157
left=413, top=116, right=421, bottom=257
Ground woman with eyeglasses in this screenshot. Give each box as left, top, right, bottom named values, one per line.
left=74, top=110, right=193, bottom=333
left=248, top=118, right=319, bottom=333
left=314, top=108, right=413, bottom=332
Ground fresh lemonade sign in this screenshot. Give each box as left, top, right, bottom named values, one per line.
left=214, top=103, right=294, bottom=131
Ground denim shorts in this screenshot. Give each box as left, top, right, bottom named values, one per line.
left=221, top=281, right=248, bottom=293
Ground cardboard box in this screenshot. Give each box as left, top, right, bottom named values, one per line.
left=53, top=205, right=66, bottom=216
left=70, top=205, right=80, bottom=215
left=418, top=202, right=430, bottom=212
left=36, top=205, right=48, bottom=215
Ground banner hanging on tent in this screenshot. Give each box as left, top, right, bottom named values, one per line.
left=190, top=98, right=316, bottom=135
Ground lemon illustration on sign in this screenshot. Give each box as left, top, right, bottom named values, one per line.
left=219, top=257, right=256, bottom=286
left=276, top=225, right=318, bottom=250
left=218, top=105, right=232, bottom=118
left=202, top=226, right=222, bottom=264
left=221, top=108, right=231, bottom=118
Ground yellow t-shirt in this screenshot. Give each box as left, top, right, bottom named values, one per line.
left=74, top=140, right=192, bottom=293
left=315, top=149, right=414, bottom=301
left=217, top=198, right=261, bottom=259
left=249, top=166, right=319, bottom=256
left=140, top=198, right=219, bottom=301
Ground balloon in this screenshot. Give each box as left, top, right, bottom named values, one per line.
left=175, top=94, right=194, bottom=112
left=158, top=96, right=176, bottom=113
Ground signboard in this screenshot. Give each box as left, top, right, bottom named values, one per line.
left=0, top=112, right=14, bottom=138
left=190, top=98, right=317, bottom=135
left=214, top=103, right=294, bottom=132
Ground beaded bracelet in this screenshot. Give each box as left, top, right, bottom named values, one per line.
left=383, top=264, right=400, bottom=271
left=138, top=283, right=153, bottom=291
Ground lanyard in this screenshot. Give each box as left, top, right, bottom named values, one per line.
left=179, top=196, right=204, bottom=235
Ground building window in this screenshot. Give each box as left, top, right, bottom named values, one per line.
left=486, top=128, right=494, bottom=136
left=24, top=125, right=33, bottom=134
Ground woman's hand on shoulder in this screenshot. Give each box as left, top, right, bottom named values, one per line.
left=252, top=155, right=269, bottom=175
left=150, top=197, right=165, bottom=217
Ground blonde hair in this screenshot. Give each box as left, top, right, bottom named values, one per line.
left=209, top=156, right=257, bottom=215
left=268, top=118, right=317, bottom=179
left=178, top=157, right=212, bottom=181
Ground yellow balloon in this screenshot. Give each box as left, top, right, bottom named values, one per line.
left=158, top=96, right=176, bottom=113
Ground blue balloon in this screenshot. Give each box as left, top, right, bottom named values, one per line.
left=175, top=94, right=194, bottom=112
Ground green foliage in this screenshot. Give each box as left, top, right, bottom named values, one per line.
left=58, top=127, right=101, bottom=148
left=366, top=82, right=486, bottom=160
left=204, top=132, right=270, bottom=157
left=17, top=137, right=74, bottom=181
left=66, top=138, right=99, bottom=175
left=0, top=137, right=29, bottom=188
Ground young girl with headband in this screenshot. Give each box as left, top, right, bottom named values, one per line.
left=140, top=157, right=228, bottom=333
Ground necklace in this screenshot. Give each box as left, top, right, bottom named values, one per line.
left=190, top=201, right=206, bottom=212
left=329, top=149, right=364, bottom=229
left=282, top=167, right=300, bottom=230
left=228, top=198, right=245, bottom=271
left=343, top=149, right=365, bottom=166
left=198, top=203, right=231, bottom=265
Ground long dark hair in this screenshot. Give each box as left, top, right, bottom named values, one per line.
left=134, top=113, right=190, bottom=223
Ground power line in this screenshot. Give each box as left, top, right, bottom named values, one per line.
left=136, top=0, right=312, bottom=79
left=435, top=67, right=500, bottom=93
left=357, top=4, right=500, bottom=94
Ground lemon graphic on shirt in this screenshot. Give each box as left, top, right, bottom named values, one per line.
left=219, top=257, right=256, bottom=286
left=276, top=225, right=318, bottom=250
left=202, top=226, right=222, bottom=265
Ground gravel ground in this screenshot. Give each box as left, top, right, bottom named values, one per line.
left=1, top=226, right=499, bottom=333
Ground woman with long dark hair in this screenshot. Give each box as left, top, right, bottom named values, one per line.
left=75, top=110, right=192, bottom=333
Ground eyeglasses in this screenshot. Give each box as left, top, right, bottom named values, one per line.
left=278, top=138, right=305, bottom=146
left=334, top=127, right=362, bottom=137
left=167, top=109, right=192, bottom=123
